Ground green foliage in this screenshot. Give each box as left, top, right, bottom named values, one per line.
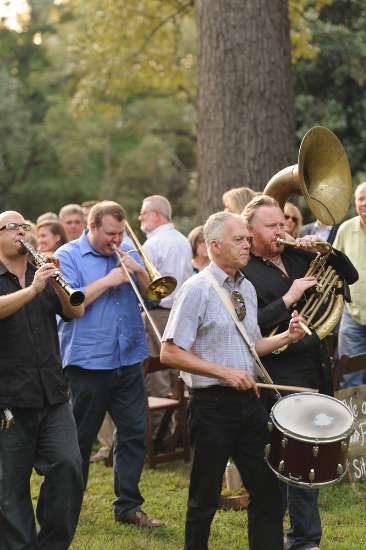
left=68, top=0, right=195, bottom=112
left=0, top=70, right=33, bottom=196
left=294, top=0, right=366, bottom=191
left=289, top=0, right=333, bottom=62
left=0, top=1, right=197, bottom=223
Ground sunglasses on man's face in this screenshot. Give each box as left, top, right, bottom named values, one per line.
left=231, top=291, right=246, bottom=321
left=284, top=214, right=298, bottom=223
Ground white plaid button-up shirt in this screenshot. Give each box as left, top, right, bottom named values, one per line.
left=162, top=261, right=261, bottom=388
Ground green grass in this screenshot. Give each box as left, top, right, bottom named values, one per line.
left=31, top=461, right=366, bottom=549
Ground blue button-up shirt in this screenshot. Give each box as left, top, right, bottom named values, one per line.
left=55, top=231, right=148, bottom=370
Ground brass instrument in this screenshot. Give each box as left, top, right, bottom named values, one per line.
left=20, top=239, right=85, bottom=306
left=263, top=126, right=352, bottom=226
left=111, top=244, right=163, bottom=343
left=124, top=220, right=177, bottom=301
left=275, top=238, right=345, bottom=342
left=263, top=126, right=352, bottom=346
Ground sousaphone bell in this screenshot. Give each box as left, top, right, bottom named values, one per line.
left=263, top=126, right=352, bottom=226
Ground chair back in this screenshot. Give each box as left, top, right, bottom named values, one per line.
left=333, top=353, right=366, bottom=391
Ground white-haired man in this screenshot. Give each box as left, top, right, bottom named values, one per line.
left=161, top=211, right=307, bottom=550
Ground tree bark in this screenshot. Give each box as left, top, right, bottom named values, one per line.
left=196, top=0, right=296, bottom=221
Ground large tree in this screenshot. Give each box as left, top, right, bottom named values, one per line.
left=195, top=0, right=297, bottom=220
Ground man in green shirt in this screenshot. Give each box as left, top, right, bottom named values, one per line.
left=334, top=182, right=366, bottom=387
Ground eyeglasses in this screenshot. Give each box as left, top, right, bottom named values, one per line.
left=284, top=214, right=298, bottom=223
left=231, top=291, right=246, bottom=321
left=0, top=223, right=32, bottom=232
left=139, top=209, right=157, bottom=217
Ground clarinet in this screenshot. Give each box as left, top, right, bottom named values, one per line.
left=20, top=239, right=85, bottom=306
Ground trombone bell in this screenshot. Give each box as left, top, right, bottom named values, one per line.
left=146, top=276, right=177, bottom=301
left=123, top=220, right=177, bottom=301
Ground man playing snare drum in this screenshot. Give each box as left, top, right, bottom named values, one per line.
left=161, top=211, right=307, bottom=550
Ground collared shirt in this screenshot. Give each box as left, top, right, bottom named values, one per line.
left=55, top=230, right=148, bottom=370
left=143, top=223, right=192, bottom=308
left=300, top=221, right=339, bottom=242
left=313, top=222, right=334, bottom=242
left=334, top=216, right=366, bottom=324
left=162, top=261, right=261, bottom=388
left=0, top=260, right=69, bottom=408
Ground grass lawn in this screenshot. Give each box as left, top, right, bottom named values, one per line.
left=31, top=459, right=366, bottom=549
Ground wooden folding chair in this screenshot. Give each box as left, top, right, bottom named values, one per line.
left=333, top=352, right=366, bottom=391
left=144, top=356, right=191, bottom=469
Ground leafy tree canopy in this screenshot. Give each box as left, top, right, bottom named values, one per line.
left=295, top=0, right=366, bottom=222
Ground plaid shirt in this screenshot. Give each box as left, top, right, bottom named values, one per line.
left=162, top=261, right=261, bottom=388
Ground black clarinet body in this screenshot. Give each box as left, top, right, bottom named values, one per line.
left=20, top=239, right=85, bottom=306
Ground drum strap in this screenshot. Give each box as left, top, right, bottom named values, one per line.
left=202, top=268, right=279, bottom=396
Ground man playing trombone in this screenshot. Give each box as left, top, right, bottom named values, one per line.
left=241, top=195, right=358, bottom=550
left=0, top=210, right=85, bottom=549
left=55, top=200, right=164, bottom=528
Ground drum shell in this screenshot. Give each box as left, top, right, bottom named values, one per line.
left=265, top=393, right=354, bottom=488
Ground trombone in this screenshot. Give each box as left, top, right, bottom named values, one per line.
left=112, top=220, right=177, bottom=342
left=124, top=220, right=177, bottom=301
left=112, top=244, right=163, bottom=343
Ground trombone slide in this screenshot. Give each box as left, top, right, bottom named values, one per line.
left=112, top=245, right=162, bottom=343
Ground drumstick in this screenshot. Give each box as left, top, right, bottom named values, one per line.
left=257, top=382, right=319, bottom=393
left=299, top=321, right=312, bottom=335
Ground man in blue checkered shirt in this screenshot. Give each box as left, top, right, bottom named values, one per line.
left=161, top=211, right=306, bottom=550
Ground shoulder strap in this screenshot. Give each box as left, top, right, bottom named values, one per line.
left=201, top=268, right=274, bottom=384
left=201, top=269, right=252, bottom=345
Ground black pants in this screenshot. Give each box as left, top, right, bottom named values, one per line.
left=185, top=386, right=283, bottom=550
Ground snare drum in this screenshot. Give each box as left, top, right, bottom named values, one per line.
left=265, top=392, right=354, bottom=488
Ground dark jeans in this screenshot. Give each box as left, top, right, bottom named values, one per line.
left=0, top=402, right=83, bottom=550
left=65, top=363, right=147, bottom=517
left=186, top=386, right=283, bottom=550
left=283, top=482, right=321, bottom=549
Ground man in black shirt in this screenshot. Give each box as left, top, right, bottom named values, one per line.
left=241, top=196, right=358, bottom=550
left=0, top=210, right=85, bottom=549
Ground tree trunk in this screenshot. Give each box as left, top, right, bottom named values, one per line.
left=196, top=0, right=296, bottom=221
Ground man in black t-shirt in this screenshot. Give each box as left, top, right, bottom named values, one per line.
left=0, top=210, right=85, bottom=550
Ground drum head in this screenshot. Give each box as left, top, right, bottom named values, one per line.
left=271, top=392, right=353, bottom=442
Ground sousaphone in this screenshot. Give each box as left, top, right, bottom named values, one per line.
left=263, top=126, right=352, bottom=343
left=263, top=126, right=352, bottom=225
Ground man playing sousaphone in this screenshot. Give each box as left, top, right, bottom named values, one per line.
left=241, top=195, right=358, bottom=550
